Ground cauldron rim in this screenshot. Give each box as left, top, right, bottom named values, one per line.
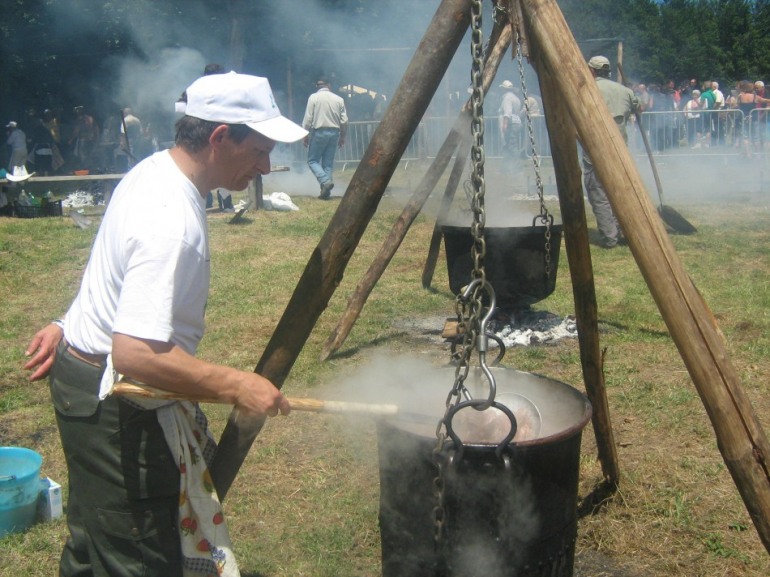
left=385, top=367, right=592, bottom=448
left=439, top=222, right=564, bottom=233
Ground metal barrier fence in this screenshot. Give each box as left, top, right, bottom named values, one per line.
left=282, top=108, right=770, bottom=168
left=633, top=108, right=770, bottom=154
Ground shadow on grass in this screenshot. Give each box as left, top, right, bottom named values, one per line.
left=329, top=331, right=410, bottom=360
left=599, top=319, right=670, bottom=340
left=577, top=479, right=618, bottom=519
left=421, top=285, right=455, bottom=300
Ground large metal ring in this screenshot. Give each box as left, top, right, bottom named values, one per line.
left=443, top=398, right=518, bottom=461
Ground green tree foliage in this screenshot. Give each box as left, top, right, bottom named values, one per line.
left=1, top=0, right=768, bottom=132
left=749, top=0, right=770, bottom=77
left=560, top=0, right=766, bottom=85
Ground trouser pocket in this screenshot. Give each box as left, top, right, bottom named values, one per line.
left=89, top=501, right=183, bottom=577
left=49, top=340, right=104, bottom=417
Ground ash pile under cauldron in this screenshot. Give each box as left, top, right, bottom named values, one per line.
left=488, top=309, right=577, bottom=348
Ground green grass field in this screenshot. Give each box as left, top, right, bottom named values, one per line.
left=1, top=159, right=769, bottom=576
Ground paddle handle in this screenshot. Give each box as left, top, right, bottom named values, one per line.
left=617, top=62, right=665, bottom=208
left=112, top=381, right=399, bottom=416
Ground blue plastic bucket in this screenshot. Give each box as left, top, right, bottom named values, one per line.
left=0, top=447, right=43, bottom=537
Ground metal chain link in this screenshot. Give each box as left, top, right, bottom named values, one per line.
left=514, top=20, right=553, bottom=278
left=431, top=3, right=554, bottom=545
left=433, top=0, right=487, bottom=545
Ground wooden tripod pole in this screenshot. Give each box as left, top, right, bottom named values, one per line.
left=527, top=22, right=620, bottom=486
left=210, top=0, right=473, bottom=502
left=421, top=137, right=470, bottom=290
left=520, top=0, right=770, bottom=552
left=319, top=123, right=465, bottom=361
left=319, top=21, right=512, bottom=361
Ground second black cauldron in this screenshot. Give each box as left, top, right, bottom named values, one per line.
left=440, top=213, right=563, bottom=310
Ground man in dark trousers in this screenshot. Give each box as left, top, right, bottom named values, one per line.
left=583, top=55, right=639, bottom=248
left=302, top=76, right=348, bottom=199
left=24, top=72, right=306, bottom=577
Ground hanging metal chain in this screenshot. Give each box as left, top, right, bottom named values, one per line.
left=450, top=0, right=489, bottom=424
left=433, top=0, right=489, bottom=545
left=469, top=0, right=487, bottom=288
left=514, top=18, right=553, bottom=279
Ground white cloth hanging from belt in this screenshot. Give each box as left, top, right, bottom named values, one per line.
left=102, top=358, right=240, bottom=576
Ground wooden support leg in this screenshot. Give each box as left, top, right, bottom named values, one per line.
left=421, top=139, right=469, bottom=290
left=210, top=0, right=474, bottom=502
left=319, top=127, right=465, bottom=361
left=318, top=21, right=512, bottom=361
left=531, top=34, right=620, bottom=486
left=520, top=0, right=770, bottom=552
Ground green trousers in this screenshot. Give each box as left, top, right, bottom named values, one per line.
left=50, top=341, right=182, bottom=577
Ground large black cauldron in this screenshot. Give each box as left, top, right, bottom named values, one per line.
left=377, top=367, right=591, bottom=577
left=440, top=218, right=563, bottom=310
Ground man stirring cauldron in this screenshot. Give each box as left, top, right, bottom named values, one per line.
left=24, top=72, right=307, bottom=577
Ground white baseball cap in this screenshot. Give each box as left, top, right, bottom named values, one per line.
left=499, top=80, right=514, bottom=89
left=588, top=56, right=611, bottom=70
left=182, top=72, right=307, bottom=143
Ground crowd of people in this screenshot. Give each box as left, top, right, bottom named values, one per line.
left=5, top=104, right=161, bottom=176
left=496, top=79, right=543, bottom=157
left=632, top=77, right=770, bottom=157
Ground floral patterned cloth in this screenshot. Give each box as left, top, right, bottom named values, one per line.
left=157, top=401, right=240, bottom=577
left=103, top=362, right=240, bottom=576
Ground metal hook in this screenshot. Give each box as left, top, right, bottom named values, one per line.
left=443, top=399, right=518, bottom=461
left=459, top=278, right=499, bottom=410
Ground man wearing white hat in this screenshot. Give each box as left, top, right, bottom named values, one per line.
left=5, top=120, right=28, bottom=171
left=24, top=72, right=307, bottom=577
left=498, top=80, right=522, bottom=155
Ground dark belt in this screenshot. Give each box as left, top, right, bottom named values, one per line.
left=64, top=340, right=107, bottom=368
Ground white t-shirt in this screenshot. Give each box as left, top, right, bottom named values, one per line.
left=685, top=98, right=702, bottom=118
left=714, top=89, right=725, bottom=109
left=499, top=91, right=523, bottom=123
left=65, top=150, right=209, bottom=356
